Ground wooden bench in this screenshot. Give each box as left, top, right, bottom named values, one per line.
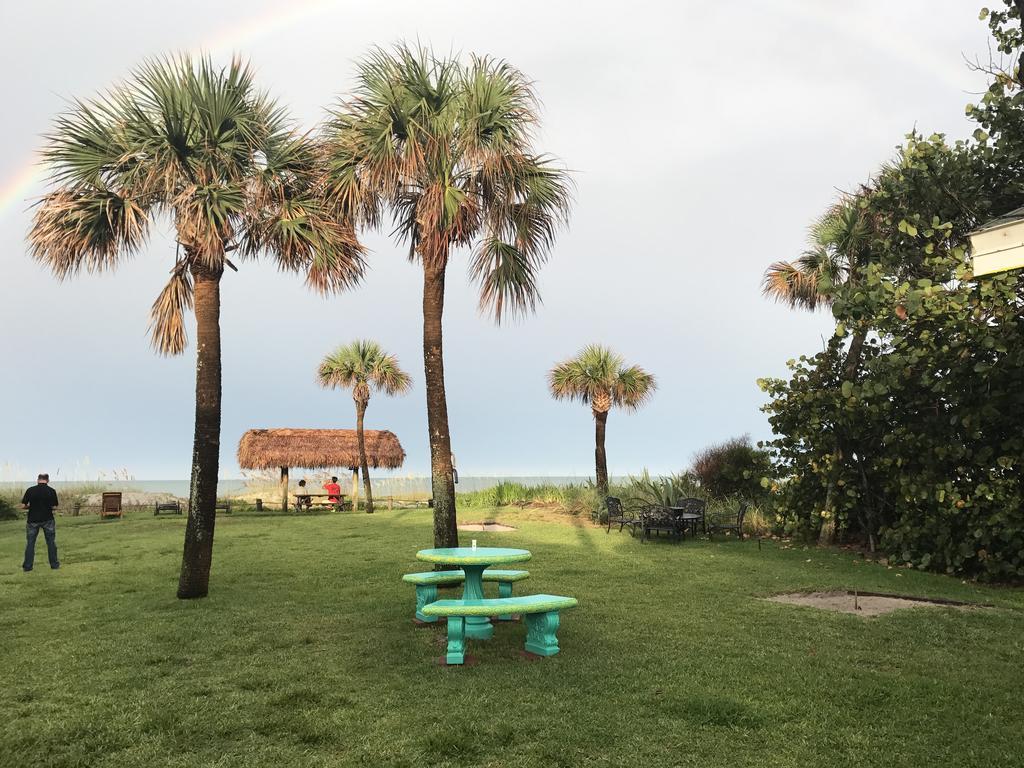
left=402, top=569, right=530, bottom=623
left=165, top=501, right=230, bottom=515
left=293, top=494, right=347, bottom=512
left=422, top=594, right=578, bottom=665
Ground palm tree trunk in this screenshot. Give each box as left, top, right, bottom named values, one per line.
left=818, top=464, right=838, bottom=545
left=356, top=399, right=374, bottom=513
left=842, top=327, right=867, bottom=382
left=422, top=260, right=458, bottom=548
left=820, top=326, right=868, bottom=546
left=178, top=264, right=222, bottom=599
left=594, top=409, right=609, bottom=497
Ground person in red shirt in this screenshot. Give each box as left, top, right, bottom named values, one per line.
left=322, top=476, right=342, bottom=506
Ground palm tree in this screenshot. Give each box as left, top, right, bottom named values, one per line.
left=762, top=197, right=872, bottom=381
left=762, top=197, right=873, bottom=544
left=322, top=45, right=572, bottom=547
left=318, top=340, right=412, bottom=513
left=29, top=56, right=365, bottom=598
left=548, top=345, right=656, bottom=497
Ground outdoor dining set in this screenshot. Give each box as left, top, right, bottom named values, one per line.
left=604, top=496, right=748, bottom=543
left=402, top=545, right=577, bottom=666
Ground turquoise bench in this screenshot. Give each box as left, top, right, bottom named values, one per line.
left=402, top=569, right=530, bottom=623
left=422, top=594, right=578, bottom=665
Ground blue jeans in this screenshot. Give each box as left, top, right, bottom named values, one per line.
left=24, top=520, right=59, bottom=571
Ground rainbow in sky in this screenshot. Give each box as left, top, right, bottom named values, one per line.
left=0, top=0, right=345, bottom=223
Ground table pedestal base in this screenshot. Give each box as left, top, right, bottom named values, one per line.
left=462, top=564, right=494, bottom=640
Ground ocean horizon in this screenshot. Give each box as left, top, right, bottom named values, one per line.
left=0, top=475, right=639, bottom=498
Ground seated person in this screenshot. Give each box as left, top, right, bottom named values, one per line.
left=295, top=479, right=312, bottom=510
left=322, top=476, right=342, bottom=506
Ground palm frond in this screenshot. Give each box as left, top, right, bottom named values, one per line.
left=761, top=260, right=828, bottom=310
left=764, top=195, right=873, bottom=312
left=147, top=260, right=193, bottom=356
left=29, top=185, right=150, bottom=278
left=459, top=54, right=537, bottom=158
left=613, top=365, right=657, bottom=411
left=469, top=236, right=541, bottom=322
left=470, top=154, right=573, bottom=321
left=243, top=131, right=367, bottom=292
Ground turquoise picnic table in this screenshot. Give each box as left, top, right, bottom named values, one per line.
left=416, top=547, right=532, bottom=640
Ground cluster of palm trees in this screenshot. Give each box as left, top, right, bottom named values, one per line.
left=29, top=46, right=574, bottom=599
left=317, top=340, right=658, bottom=517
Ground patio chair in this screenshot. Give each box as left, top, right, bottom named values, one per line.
left=605, top=496, right=639, bottom=533
left=639, top=505, right=683, bottom=543
left=708, top=502, right=748, bottom=540
left=100, top=492, right=123, bottom=519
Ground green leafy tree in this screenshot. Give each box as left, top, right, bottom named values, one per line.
left=761, top=3, right=1024, bottom=567
left=762, top=125, right=1024, bottom=577
left=322, top=44, right=572, bottom=547
left=29, top=56, right=364, bottom=598
left=971, top=2, right=1024, bottom=203
left=979, top=2, right=1024, bottom=80
left=318, top=340, right=412, bottom=513
left=548, top=345, right=656, bottom=497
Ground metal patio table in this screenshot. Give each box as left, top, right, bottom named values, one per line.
left=667, top=507, right=705, bottom=538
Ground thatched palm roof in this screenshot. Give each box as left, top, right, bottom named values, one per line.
left=237, top=429, right=405, bottom=471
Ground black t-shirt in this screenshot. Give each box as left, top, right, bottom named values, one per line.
left=22, top=484, right=58, bottom=523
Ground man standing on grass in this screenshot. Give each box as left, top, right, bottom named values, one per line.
left=21, top=473, right=60, bottom=572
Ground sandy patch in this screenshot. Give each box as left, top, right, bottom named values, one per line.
left=457, top=522, right=516, bottom=532
left=766, top=591, right=978, bottom=617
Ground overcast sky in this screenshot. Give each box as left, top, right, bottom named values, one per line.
left=0, top=1, right=995, bottom=480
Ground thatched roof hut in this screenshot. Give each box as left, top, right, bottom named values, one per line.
left=237, top=428, right=405, bottom=510
left=237, top=428, right=405, bottom=471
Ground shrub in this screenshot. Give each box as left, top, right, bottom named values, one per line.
left=689, top=435, right=772, bottom=502
left=0, top=491, right=20, bottom=520
left=621, top=471, right=704, bottom=508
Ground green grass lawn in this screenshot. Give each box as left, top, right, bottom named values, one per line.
left=2, top=508, right=1022, bottom=768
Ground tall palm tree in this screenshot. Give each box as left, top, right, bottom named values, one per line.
left=548, top=345, right=656, bottom=497
left=29, top=56, right=365, bottom=598
left=318, top=340, right=412, bottom=513
left=322, top=44, right=572, bottom=547
left=762, top=197, right=873, bottom=543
